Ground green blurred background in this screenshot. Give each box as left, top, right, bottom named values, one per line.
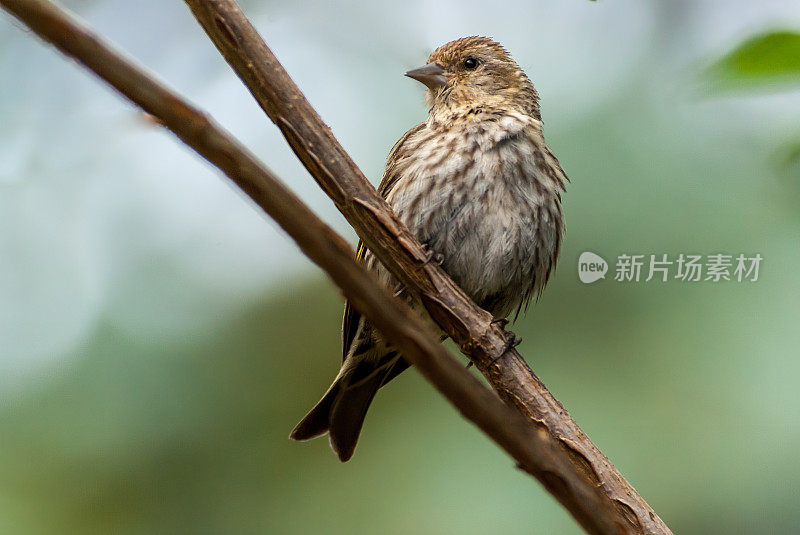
left=1, top=0, right=799, bottom=533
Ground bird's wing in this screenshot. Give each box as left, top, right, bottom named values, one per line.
left=341, top=122, right=426, bottom=361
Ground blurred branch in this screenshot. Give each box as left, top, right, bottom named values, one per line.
left=0, top=0, right=670, bottom=534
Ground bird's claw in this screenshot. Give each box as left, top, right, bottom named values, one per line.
left=490, top=317, right=509, bottom=329
left=491, top=331, right=521, bottom=365
left=422, top=248, right=444, bottom=266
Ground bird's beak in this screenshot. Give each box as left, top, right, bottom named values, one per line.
left=405, top=62, right=448, bottom=91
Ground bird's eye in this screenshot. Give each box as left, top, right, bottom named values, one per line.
left=463, top=57, right=478, bottom=70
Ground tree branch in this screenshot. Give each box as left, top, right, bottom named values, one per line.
left=0, top=1, right=671, bottom=534
left=181, top=1, right=671, bottom=534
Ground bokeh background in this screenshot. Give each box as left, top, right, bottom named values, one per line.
left=2, top=0, right=799, bottom=533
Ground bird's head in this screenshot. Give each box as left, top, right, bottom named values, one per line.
left=406, top=36, right=540, bottom=119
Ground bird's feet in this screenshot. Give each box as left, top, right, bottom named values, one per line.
left=465, top=318, right=520, bottom=367
left=491, top=328, right=521, bottom=365
left=490, top=317, right=509, bottom=329
left=421, top=246, right=444, bottom=267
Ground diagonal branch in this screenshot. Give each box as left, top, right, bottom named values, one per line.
left=0, top=1, right=670, bottom=534
left=182, top=1, right=671, bottom=534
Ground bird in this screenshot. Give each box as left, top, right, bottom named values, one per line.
left=290, top=36, right=568, bottom=461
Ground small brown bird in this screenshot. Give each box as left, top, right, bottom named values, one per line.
left=290, top=36, right=567, bottom=461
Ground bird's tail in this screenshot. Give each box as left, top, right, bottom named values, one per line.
left=289, top=352, right=405, bottom=462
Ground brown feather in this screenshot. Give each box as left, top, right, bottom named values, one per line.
left=292, top=36, right=567, bottom=461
